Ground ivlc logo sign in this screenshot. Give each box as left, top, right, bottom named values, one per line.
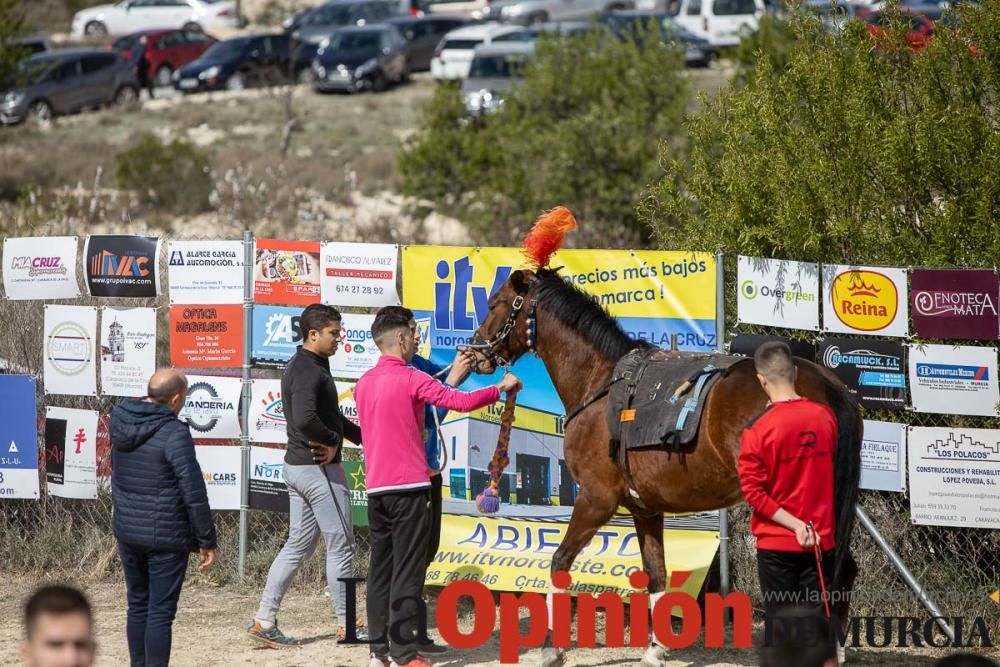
left=434, top=257, right=512, bottom=332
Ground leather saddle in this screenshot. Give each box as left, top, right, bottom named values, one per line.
left=607, top=347, right=747, bottom=456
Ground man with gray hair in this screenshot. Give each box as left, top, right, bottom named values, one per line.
left=111, top=368, right=218, bottom=667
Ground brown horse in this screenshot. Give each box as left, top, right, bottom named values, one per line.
left=467, top=267, right=862, bottom=666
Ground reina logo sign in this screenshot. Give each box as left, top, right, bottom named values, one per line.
left=831, top=270, right=898, bottom=332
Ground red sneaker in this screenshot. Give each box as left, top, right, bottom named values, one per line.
left=396, top=656, right=433, bottom=667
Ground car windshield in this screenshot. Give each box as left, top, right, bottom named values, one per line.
left=202, top=38, right=249, bottom=60
left=468, top=53, right=528, bottom=78
left=14, top=58, right=59, bottom=85
left=327, top=31, right=382, bottom=50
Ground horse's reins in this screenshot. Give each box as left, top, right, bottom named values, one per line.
left=806, top=521, right=832, bottom=618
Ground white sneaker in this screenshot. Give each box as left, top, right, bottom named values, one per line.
left=369, top=654, right=390, bottom=667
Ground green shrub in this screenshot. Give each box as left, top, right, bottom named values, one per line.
left=115, top=133, right=213, bottom=216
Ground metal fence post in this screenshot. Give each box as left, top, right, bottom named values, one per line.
left=855, top=505, right=955, bottom=641
left=714, top=250, right=730, bottom=598
left=238, top=229, right=254, bottom=580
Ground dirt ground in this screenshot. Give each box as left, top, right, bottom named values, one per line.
left=1, top=581, right=996, bottom=667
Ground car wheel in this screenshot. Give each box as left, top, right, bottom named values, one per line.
left=154, top=65, right=173, bottom=88
left=182, top=22, right=203, bottom=32
left=27, top=99, right=52, bottom=123
left=84, top=20, right=108, bottom=38
left=226, top=73, right=246, bottom=90
left=296, top=67, right=315, bottom=86
left=113, top=85, right=140, bottom=109
left=399, top=64, right=411, bottom=83
left=371, top=72, right=388, bottom=92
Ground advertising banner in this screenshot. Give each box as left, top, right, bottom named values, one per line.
left=338, top=381, right=359, bottom=433
left=0, top=375, right=40, bottom=499
left=100, top=307, right=156, bottom=397
left=194, top=446, right=241, bottom=510
left=860, top=420, right=906, bottom=492
left=910, top=269, right=999, bottom=340
left=736, top=255, right=820, bottom=330
left=169, top=305, right=242, bottom=368
left=342, top=459, right=369, bottom=526
left=254, top=239, right=321, bottom=305
left=167, top=240, right=244, bottom=304
left=2, top=236, right=80, bottom=300
left=908, top=427, right=1000, bottom=529
left=427, top=514, right=718, bottom=598
left=84, top=235, right=161, bottom=298
left=251, top=305, right=302, bottom=367
left=329, top=313, right=379, bottom=380
left=179, top=375, right=242, bottom=439
left=249, top=446, right=287, bottom=513
left=402, top=247, right=716, bottom=413
left=320, top=242, right=400, bottom=307
left=44, top=407, right=98, bottom=500
left=822, top=265, right=908, bottom=337
left=44, top=305, right=97, bottom=396
left=249, top=379, right=286, bottom=444
left=908, top=344, right=999, bottom=417
left=818, top=338, right=906, bottom=410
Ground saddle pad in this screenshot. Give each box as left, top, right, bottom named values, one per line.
left=607, top=348, right=747, bottom=452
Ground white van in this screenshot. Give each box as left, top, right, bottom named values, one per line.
left=668, top=0, right=764, bottom=49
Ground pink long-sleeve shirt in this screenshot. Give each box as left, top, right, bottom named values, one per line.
left=355, top=355, right=501, bottom=495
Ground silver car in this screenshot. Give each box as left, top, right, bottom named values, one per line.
left=484, top=0, right=633, bottom=25
left=1, top=49, right=140, bottom=125
left=461, top=41, right=533, bottom=118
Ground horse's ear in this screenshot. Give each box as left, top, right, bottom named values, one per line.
left=510, top=270, right=529, bottom=293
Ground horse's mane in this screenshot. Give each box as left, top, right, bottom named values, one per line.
left=534, top=268, right=650, bottom=362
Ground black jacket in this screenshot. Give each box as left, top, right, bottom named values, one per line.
left=283, top=346, right=362, bottom=465
left=110, top=399, right=218, bottom=553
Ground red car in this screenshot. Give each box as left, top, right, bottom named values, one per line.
left=863, top=11, right=934, bottom=51
left=112, top=29, right=217, bottom=89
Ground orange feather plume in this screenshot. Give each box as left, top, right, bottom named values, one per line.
left=522, top=207, right=577, bottom=268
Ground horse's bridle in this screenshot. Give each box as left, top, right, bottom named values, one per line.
left=465, top=293, right=531, bottom=371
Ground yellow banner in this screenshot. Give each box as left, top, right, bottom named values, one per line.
left=426, top=514, right=719, bottom=599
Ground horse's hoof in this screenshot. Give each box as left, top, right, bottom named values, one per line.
left=640, top=643, right=669, bottom=667
left=538, top=646, right=565, bottom=667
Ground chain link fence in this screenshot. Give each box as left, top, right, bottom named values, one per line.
left=719, top=255, right=1000, bottom=629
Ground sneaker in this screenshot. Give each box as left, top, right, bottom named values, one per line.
left=336, top=625, right=370, bottom=642
left=418, top=639, right=448, bottom=654
left=396, top=656, right=432, bottom=667
left=246, top=621, right=300, bottom=648
left=369, top=654, right=391, bottom=667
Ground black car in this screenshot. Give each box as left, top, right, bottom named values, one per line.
left=312, top=25, right=408, bottom=93
left=598, top=10, right=711, bottom=66
left=386, top=15, right=470, bottom=71
left=173, top=33, right=314, bottom=92
left=283, top=0, right=410, bottom=44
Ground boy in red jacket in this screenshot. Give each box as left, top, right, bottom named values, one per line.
left=738, top=341, right=839, bottom=667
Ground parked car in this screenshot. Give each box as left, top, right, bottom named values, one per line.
left=386, top=15, right=470, bottom=70
left=489, top=21, right=596, bottom=41
left=667, top=0, right=764, bottom=50
left=112, top=28, right=216, bottom=89
left=461, top=41, right=533, bottom=117
left=483, top=0, right=632, bottom=25
left=1, top=48, right=140, bottom=125
left=803, top=0, right=854, bottom=33
left=283, top=0, right=408, bottom=44
left=430, top=22, right=523, bottom=80
left=863, top=10, right=934, bottom=50
left=866, top=0, right=957, bottom=22
left=18, top=35, right=53, bottom=57
left=599, top=10, right=711, bottom=65
left=421, top=0, right=489, bottom=18
left=173, top=33, right=311, bottom=92
left=71, top=0, right=239, bottom=39
left=312, top=25, right=409, bottom=92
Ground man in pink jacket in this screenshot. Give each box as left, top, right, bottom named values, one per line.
left=355, top=306, right=521, bottom=667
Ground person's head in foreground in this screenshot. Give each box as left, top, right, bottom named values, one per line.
left=753, top=340, right=798, bottom=399
left=371, top=306, right=418, bottom=362
left=22, top=585, right=95, bottom=667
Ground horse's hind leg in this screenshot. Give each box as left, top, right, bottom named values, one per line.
left=538, top=490, right=619, bottom=667
left=632, top=510, right=672, bottom=667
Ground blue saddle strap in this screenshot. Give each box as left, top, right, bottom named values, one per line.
left=675, top=364, right=717, bottom=431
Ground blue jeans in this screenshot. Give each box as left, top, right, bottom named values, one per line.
left=118, top=542, right=189, bottom=667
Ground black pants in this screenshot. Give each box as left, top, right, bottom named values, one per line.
left=757, top=548, right=836, bottom=666
left=367, top=488, right=431, bottom=663
left=426, top=473, right=443, bottom=569
left=119, top=542, right=189, bottom=667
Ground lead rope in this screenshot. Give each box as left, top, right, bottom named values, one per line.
left=807, top=521, right=832, bottom=618
left=475, top=388, right=518, bottom=514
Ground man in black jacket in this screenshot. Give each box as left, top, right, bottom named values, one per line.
left=248, top=303, right=364, bottom=648
left=110, top=369, right=218, bottom=667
